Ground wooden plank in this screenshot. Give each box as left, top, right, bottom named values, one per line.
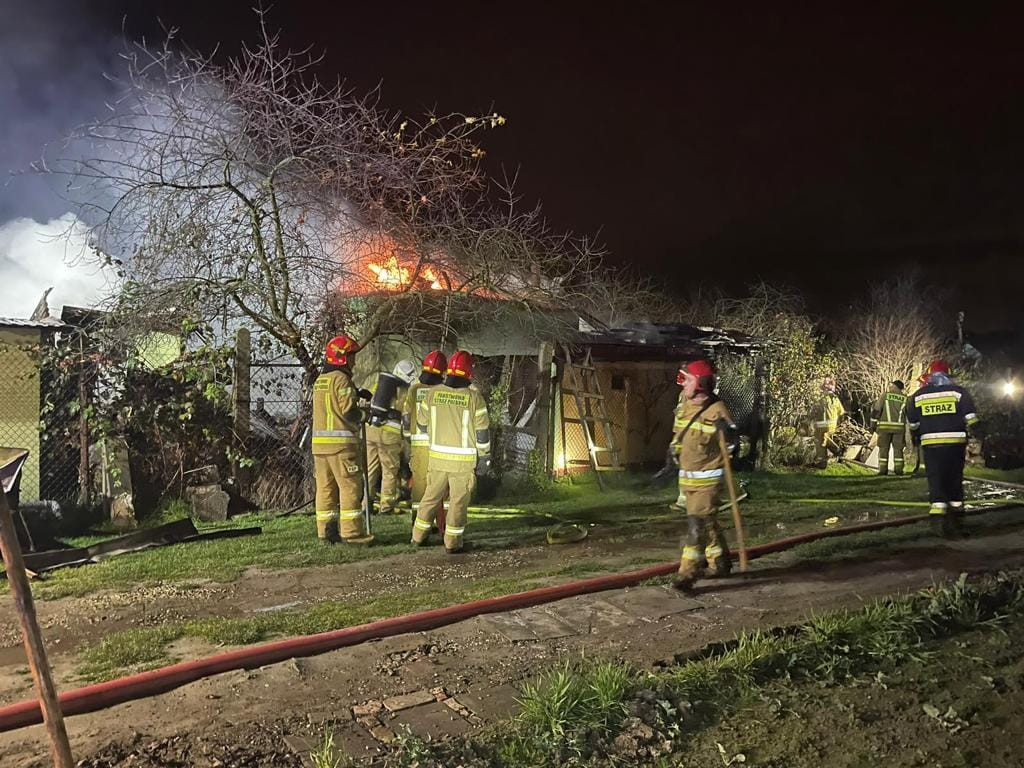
left=0, top=471, right=75, bottom=767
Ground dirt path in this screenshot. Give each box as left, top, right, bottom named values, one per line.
left=3, top=515, right=1024, bottom=768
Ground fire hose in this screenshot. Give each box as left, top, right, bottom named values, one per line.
left=0, top=501, right=1019, bottom=733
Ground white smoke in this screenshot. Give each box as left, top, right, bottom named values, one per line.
left=0, top=213, right=116, bottom=317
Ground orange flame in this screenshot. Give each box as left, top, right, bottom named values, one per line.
left=366, top=256, right=411, bottom=288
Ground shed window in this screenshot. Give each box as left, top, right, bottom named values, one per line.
left=610, top=374, right=626, bottom=391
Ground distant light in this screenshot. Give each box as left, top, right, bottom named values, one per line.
left=1003, top=380, right=1017, bottom=398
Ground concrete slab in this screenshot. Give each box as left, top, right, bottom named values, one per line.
left=386, top=700, right=473, bottom=741
left=601, top=586, right=702, bottom=619
left=528, top=596, right=636, bottom=635
left=516, top=608, right=579, bottom=640
left=479, top=612, right=537, bottom=642
left=452, top=683, right=522, bottom=722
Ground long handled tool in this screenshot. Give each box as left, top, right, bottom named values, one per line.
left=358, top=422, right=373, bottom=539
left=0, top=449, right=74, bottom=767
left=717, top=431, right=748, bottom=572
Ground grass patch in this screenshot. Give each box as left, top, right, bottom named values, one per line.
left=364, top=570, right=1024, bottom=767
left=77, top=626, right=180, bottom=682
left=10, top=468, right=973, bottom=602
left=75, top=573, right=545, bottom=682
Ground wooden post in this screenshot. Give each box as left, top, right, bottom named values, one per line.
left=534, top=342, right=555, bottom=475
left=717, top=431, right=748, bottom=572
left=232, top=327, right=252, bottom=494
left=77, top=334, right=91, bottom=508
left=0, top=464, right=75, bottom=767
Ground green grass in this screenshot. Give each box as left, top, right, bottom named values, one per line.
left=367, top=570, right=1024, bottom=768
left=10, top=466, right=980, bottom=601
left=75, top=572, right=550, bottom=682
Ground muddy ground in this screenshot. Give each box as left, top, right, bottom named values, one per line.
left=3, top=508, right=1024, bottom=767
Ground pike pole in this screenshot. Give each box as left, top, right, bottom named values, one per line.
left=717, top=431, right=748, bottom=572
left=359, top=422, right=373, bottom=539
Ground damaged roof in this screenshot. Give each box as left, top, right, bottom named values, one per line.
left=576, top=322, right=768, bottom=360
left=0, top=316, right=67, bottom=329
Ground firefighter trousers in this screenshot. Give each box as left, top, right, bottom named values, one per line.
left=410, top=444, right=429, bottom=503
left=313, top=452, right=366, bottom=541
left=677, top=483, right=730, bottom=578
left=876, top=429, right=906, bottom=475
left=413, top=469, right=474, bottom=551
left=814, top=427, right=837, bottom=466
left=366, top=438, right=402, bottom=512
left=923, top=444, right=966, bottom=525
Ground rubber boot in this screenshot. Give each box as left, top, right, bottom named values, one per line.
left=344, top=535, right=375, bottom=546
left=673, top=516, right=706, bottom=591
left=704, top=521, right=732, bottom=577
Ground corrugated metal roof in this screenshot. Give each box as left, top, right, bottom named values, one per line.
left=0, top=316, right=67, bottom=329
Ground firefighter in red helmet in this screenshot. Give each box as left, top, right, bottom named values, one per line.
left=310, top=334, right=372, bottom=544
left=671, top=359, right=737, bottom=591
left=906, top=359, right=980, bottom=536
left=412, top=350, right=490, bottom=553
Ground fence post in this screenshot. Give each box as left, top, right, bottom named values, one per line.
left=534, top=342, right=554, bottom=475
left=232, top=328, right=252, bottom=495
left=76, top=334, right=91, bottom=508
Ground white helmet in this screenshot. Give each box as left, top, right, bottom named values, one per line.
left=392, top=359, right=418, bottom=385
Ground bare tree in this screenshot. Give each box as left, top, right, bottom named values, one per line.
left=833, top=273, right=952, bottom=407
left=44, top=13, right=633, bottom=386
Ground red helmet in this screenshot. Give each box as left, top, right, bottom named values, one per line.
left=422, top=350, right=447, bottom=375
left=325, top=334, right=359, bottom=367
left=446, top=350, right=474, bottom=380
left=927, top=359, right=950, bottom=376
left=677, top=359, right=716, bottom=391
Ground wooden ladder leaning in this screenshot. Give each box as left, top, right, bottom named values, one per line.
left=560, top=345, right=622, bottom=488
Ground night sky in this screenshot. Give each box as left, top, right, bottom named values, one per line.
left=4, top=1, right=1024, bottom=330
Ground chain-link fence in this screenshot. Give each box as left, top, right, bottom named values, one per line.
left=0, top=326, right=85, bottom=507
left=247, top=361, right=310, bottom=510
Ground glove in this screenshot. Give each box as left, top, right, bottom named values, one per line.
left=387, top=408, right=403, bottom=421
left=714, top=417, right=738, bottom=442
left=357, top=388, right=373, bottom=401
left=666, top=446, right=679, bottom=467
left=475, top=456, right=491, bottom=477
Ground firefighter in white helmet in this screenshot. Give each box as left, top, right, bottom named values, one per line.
left=365, top=359, right=418, bottom=514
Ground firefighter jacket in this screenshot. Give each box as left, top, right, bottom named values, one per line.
left=403, top=381, right=432, bottom=451
left=311, top=369, right=361, bottom=455
left=814, top=394, right=845, bottom=432
left=906, top=381, right=979, bottom=447
left=672, top=397, right=734, bottom=488
left=871, top=390, right=908, bottom=433
left=417, top=384, right=491, bottom=473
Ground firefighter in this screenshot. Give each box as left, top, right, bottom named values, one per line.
left=310, top=335, right=372, bottom=544
left=906, top=359, right=980, bottom=537
left=871, top=380, right=908, bottom=475
left=671, top=359, right=737, bottom=592
left=813, top=375, right=846, bottom=468
left=412, top=350, right=490, bottom=553
left=404, top=350, right=447, bottom=504
left=365, top=360, right=418, bottom=514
